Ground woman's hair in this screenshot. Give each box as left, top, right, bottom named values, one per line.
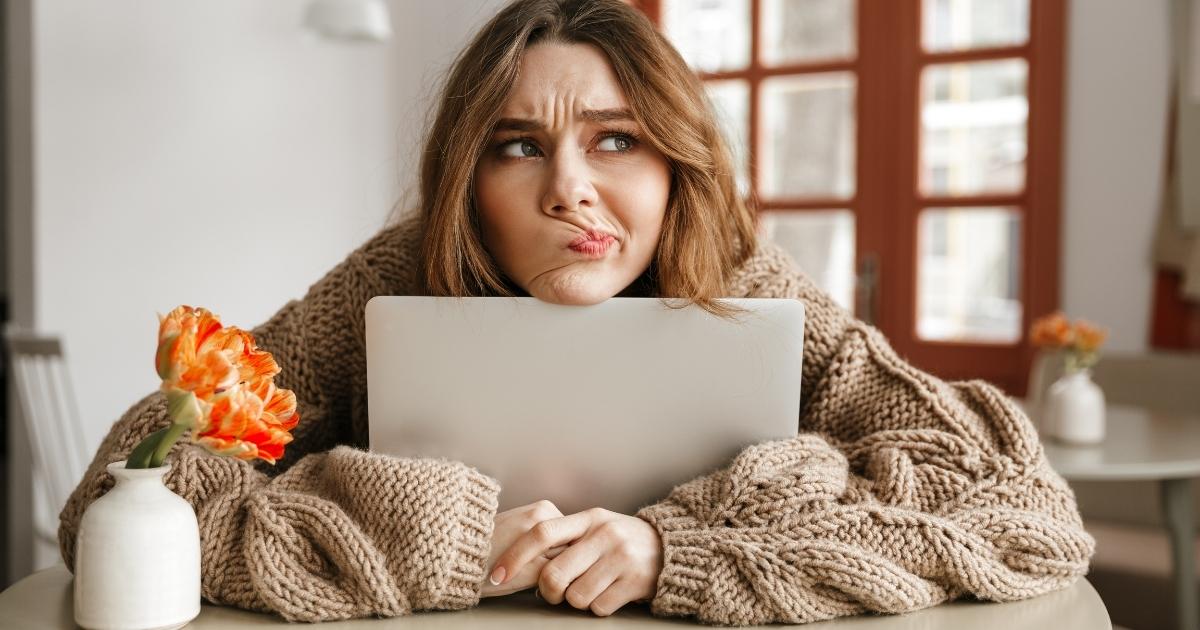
left=417, top=0, right=758, bottom=315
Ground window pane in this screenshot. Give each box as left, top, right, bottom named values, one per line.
left=922, top=0, right=1029, bottom=52
left=705, top=80, right=751, bottom=196
left=761, top=72, right=856, bottom=199
left=663, top=0, right=751, bottom=73
left=920, top=59, right=1027, bottom=196
left=761, top=0, right=856, bottom=66
left=759, top=210, right=856, bottom=311
left=917, top=207, right=1022, bottom=343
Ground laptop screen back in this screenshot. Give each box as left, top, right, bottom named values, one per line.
left=366, top=296, right=804, bottom=514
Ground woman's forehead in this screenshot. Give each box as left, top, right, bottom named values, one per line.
left=499, top=42, right=631, bottom=121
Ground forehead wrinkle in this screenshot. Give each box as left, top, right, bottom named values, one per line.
left=492, top=108, right=637, bottom=133
left=549, top=91, right=576, bottom=132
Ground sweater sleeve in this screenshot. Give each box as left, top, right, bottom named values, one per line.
left=636, top=246, right=1096, bottom=626
left=57, top=219, right=502, bottom=622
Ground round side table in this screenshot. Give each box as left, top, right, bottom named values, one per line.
left=1039, top=402, right=1200, bottom=630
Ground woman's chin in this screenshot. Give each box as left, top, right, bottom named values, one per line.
left=533, top=288, right=613, bottom=306
left=528, top=276, right=621, bottom=306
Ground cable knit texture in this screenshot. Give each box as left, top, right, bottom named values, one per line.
left=58, top=215, right=1093, bottom=624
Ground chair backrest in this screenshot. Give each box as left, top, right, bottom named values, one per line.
left=4, top=326, right=91, bottom=543
left=1028, top=349, right=1200, bottom=417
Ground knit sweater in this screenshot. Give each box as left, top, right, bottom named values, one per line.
left=58, top=215, right=1094, bottom=625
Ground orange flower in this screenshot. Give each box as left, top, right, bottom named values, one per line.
left=156, top=306, right=238, bottom=399
left=142, top=305, right=300, bottom=467
left=249, top=379, right=301, bottom=432
left=1073, top=320, right=1108, bottom=353
left=221, top=327, right=281, bottom=390
left=1030, top=311, right=1073, bottom=348
left=156, top=306, right=280, bottom=400
left=196, top=384, right=299, bottom=465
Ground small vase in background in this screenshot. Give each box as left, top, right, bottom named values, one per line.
left=1029, top=312, right=1109, bottom=444
left=1045, top=369, right=1106, bottom=445
left=74, top=460, right=200, bottom=630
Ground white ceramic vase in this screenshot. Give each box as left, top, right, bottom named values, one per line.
left=74, top=460, right=200, bottom=630
left=1044, top=369, right=1106, bottom=445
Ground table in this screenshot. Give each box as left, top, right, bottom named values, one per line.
left=1038, top=402, right=1200, bottom=630
left=0, top=564, right=1109, bottom=630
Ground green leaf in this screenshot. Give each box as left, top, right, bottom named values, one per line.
left=126, top=427, right=170, bottom=469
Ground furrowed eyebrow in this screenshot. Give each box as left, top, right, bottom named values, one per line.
left=492, top=108, right=636, bottom=132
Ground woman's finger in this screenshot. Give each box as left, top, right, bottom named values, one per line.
left=562, top=556, right=622, bottom=612
left=536, top=537, right=604, bottom=605
left=586, top=578, right=637, bottom=617
left=481, top=545, right=567, bottom=596
left=491, top=511, right=594, bottom=585
left=479, top=555, right=549, bottom=598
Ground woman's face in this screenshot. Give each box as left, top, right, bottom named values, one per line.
left=473, top=42, right=672, bottom=305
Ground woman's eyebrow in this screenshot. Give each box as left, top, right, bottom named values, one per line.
left=493, top=108, right=636, bottom=132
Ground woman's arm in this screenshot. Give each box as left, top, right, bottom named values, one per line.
left=57, top=219, right=504, bottom=621
left=486, top=244, right=1092, bottom=622
left=630, top=246, right=1095, bottom=625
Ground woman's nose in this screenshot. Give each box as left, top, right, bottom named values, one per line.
left=541, top=151, right=598, bottom=216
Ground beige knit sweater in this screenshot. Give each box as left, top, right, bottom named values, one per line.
left=58, top=216, right=1094, bottom=625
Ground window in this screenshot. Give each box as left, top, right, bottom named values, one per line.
left=638, top=0, right=1066, bottom=394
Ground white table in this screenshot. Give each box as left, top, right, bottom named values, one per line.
left=1038, top=402, right=1200, bottom=630
left=0, top=563, right=1109, bottom=630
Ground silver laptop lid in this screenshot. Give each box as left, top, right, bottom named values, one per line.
left=366, top=296, right=804, bottom=514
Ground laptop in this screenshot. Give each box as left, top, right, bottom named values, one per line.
left=365, top=296, right=804, bottom=515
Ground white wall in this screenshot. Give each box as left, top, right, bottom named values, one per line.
left=1061, top=0, right=1170, bottom=353
left=13, top=0, right=505, bottom=577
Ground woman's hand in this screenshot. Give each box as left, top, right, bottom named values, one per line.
left=488, top=507, right=664, bottom=617
left=480, top=500, right=568, bottom=597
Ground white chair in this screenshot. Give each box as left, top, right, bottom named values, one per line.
left=4, top=326, right=91, bottom=547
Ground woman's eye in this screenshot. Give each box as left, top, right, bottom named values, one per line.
left=499, top=140, right=540, bottom=158
left=597, top=135, right=634, bottom=153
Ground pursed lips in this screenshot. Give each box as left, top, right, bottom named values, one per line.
left=567, top=229, right=617, bottom=257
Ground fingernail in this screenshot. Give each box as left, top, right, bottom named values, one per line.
left=535, top=589, right=542, bottom=600
left=489, top=567, right=506, bottom=586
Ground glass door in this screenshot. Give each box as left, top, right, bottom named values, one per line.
left=643, top=0, right=1065, bottom=394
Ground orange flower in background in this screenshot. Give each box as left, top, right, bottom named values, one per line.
left=128, top=305, right=300, bottom=469
left=1030, top=311, right=1073, bottom=348
left=1029, top=311, right=1108, bottom=374
left=1074, top=320, right=1108, bottom=353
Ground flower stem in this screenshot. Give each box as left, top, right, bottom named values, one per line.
left=149, top=421, right=189, bottom=469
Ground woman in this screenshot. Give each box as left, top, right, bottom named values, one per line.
left=58, top=0, right=1094, bottom=625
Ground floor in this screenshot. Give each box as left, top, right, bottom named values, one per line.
left=1085, top=519, right=1200, bottom=630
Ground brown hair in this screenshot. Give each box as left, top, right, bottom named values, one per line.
left=416, top=0, right=757, bottom=316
